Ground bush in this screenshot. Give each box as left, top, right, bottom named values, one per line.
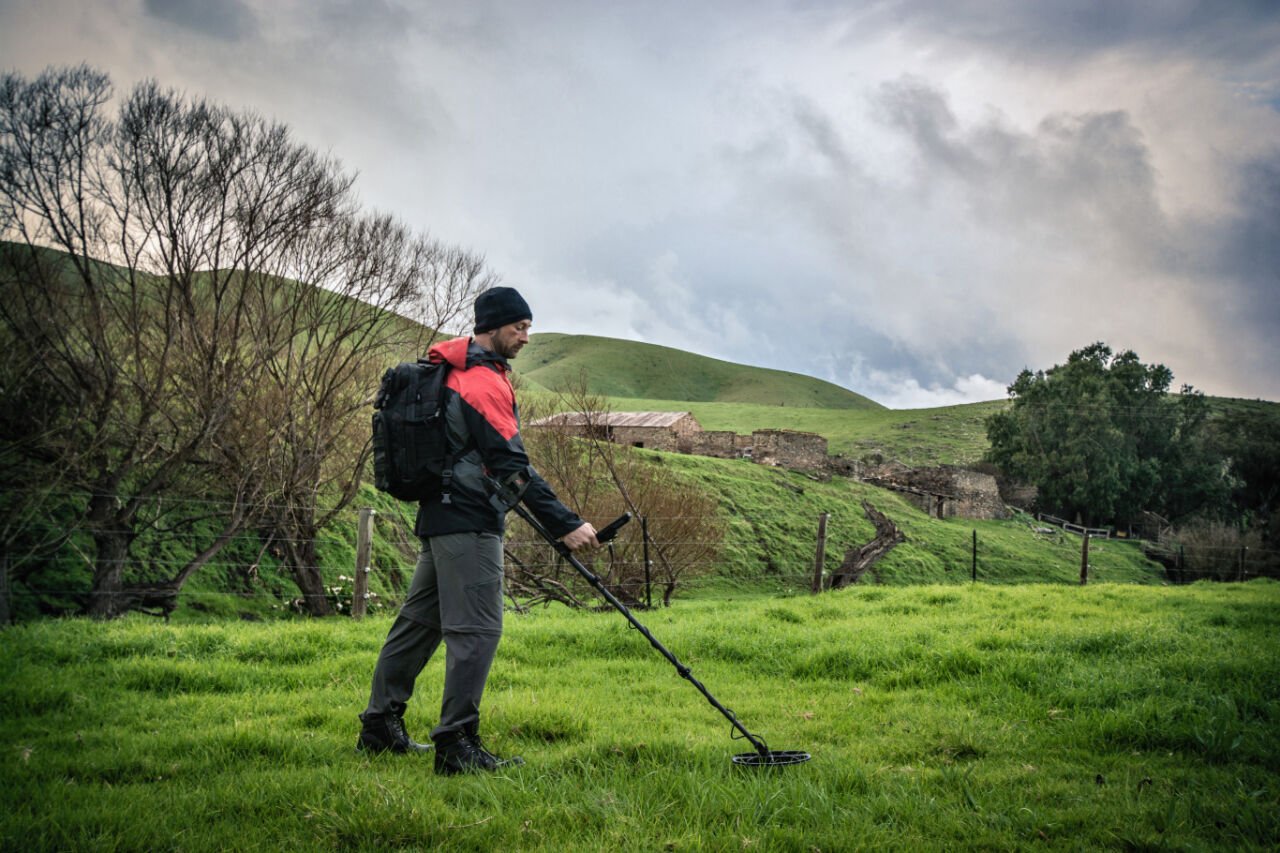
left=513, top=379, right=724, bottom=607
left=1163, top=521, right=1279, bottom=582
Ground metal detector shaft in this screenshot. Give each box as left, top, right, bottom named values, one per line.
left=510, top=503, right=770, bottom=757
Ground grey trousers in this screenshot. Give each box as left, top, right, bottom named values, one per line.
left=363, top=531, right=505, bottom=739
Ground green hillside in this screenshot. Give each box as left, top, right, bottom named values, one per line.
left=629, top=452, right=1164, bottom=593
left=517, top=333, right=883, bottom=410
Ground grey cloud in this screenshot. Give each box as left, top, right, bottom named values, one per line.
left=853, top=0, right=1280, bottom=68
left=1201, top=155, right=1280, bottom=389
left=7, top=0, right=1275, bottom=403
left=865, top=76, right=1280, bottom=397
left=143, top=0, right=256, bottom=41
left=1220, top=157, right=1280, bottom=291
left=875, top=77, right=1163, bottom=227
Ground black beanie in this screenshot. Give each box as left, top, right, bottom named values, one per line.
left=473, top=286, right=533, bottom=334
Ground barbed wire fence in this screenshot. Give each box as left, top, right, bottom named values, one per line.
left=2, top=489, right=1277, bottom=623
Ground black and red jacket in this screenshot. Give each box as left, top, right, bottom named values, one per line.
left=414, top=336, right=583, bottom=539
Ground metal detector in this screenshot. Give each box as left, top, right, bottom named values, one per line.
left=500, top=486, right=810, bottom=768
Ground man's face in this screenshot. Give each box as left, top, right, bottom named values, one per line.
left=491, top=319, right=531, bottom=360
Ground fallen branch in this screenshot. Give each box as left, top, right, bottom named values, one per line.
left=827, top=500, right=906, bottom=589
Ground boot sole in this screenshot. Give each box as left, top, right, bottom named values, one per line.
left=434, top=756, right=524, bottom=775
left=356, top=738, right=434, bottom=755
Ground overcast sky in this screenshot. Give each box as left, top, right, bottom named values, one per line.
left=3, top=0, right=1278, bottom=406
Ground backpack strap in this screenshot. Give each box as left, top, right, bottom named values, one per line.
left=420, top=357, right=457, bottom=505
left=440, top=446, right=456, bottom=504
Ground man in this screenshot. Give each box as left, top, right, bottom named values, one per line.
left=357, top=286, right=598, bottom=774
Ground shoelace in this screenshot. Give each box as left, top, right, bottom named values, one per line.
left=461, top=735, right=489, bottom=758
left=386, top=715, right=409, bottom=744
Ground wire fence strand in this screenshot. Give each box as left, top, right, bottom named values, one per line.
left=4, top=486, right=1277, bottom=619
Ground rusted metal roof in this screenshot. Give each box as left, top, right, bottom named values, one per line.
left=531, top=411, right=697, bottom=429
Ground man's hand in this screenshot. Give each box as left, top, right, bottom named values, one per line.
left=560, top=522, right=599, bottom=552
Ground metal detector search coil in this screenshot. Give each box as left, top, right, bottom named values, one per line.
left=503, top=497, right=812, bottom=769
left=732, top=750, right=812, bottom=767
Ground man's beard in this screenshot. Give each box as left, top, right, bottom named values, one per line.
left=496, top=336, right=522, bottom=360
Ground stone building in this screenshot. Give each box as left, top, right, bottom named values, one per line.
left=529, top=411, right=702, bottom=452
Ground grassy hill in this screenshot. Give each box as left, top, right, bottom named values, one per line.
left=517, top=333, right=883, bottom=410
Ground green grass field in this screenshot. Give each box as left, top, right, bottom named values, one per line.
left=4, top=582, right=1277, bottom=851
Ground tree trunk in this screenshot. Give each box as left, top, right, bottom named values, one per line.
left=283, top=537, right=332, bottom=617
left=827, top=501, right=906, bottom=590
left=87, top=528, right=133, bottom=619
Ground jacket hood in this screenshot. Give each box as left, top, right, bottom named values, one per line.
left=428, top=336, right=471, bottom=369
left=428, top=336, right=509, bottom=371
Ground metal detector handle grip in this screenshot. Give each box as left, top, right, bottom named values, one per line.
left=595, top=512, right=632, bottom=544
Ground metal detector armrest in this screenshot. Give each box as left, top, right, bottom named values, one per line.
left=485, top=467, right=533, bottom=515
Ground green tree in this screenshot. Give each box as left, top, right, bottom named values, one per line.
left=1213, top=406, right=1280, bottom=545
left=986, top=343, right=1227, bottom=528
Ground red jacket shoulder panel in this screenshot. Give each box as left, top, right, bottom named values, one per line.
left=449, top=362, right=518, bottom=441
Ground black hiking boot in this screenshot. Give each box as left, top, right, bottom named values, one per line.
left=356, top=711, right=433, bottom=755
left=433, top=730, right=524, bottom=775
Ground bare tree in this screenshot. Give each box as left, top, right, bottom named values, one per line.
left=0, top=66, right=400, bottom=617
left=243, top=215, right=492, bottom=615
left=513, top=375, right=724, bottom=607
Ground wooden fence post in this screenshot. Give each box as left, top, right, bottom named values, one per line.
left=353, top=508, right=375, bottom=619
left=811, top=512, right=829, bottom=594
left=971, top=530, right=978, bottom=582
left=642, top=515, right=652, bottom=609
left=1080, top=533, right=1089, bottom=586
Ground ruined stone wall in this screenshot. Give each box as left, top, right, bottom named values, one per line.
left=750, top=429, right=829, bottom=471
left=826, top=456, right=863, bottom=478
left=863, top=463, right=1008, bottom=520
left=947, top=468, right=1008, bottom=519
left=691, top=430, right=741, bottom=458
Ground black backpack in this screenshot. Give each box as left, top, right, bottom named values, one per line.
left=371, top=359, right=456, bottom=503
